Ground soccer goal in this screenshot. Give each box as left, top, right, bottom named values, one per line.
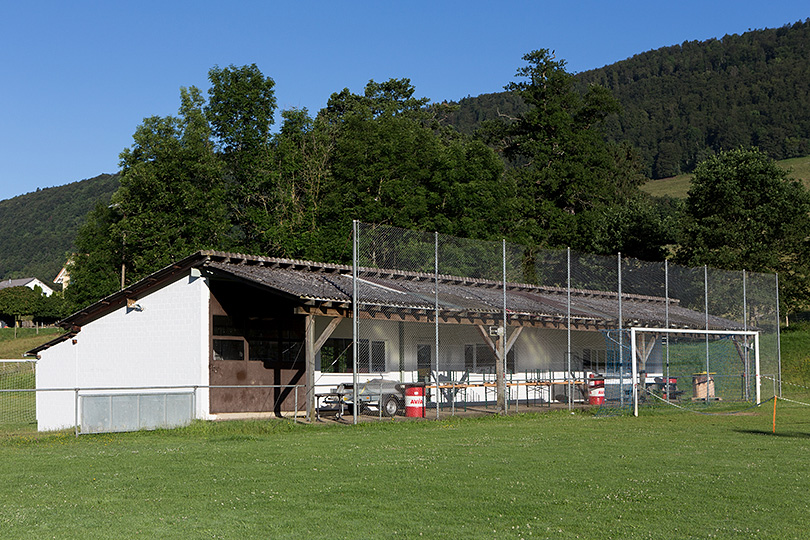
left=629, top=328, right=760, bottom=416
left=0, top=359, right=37, bottom=428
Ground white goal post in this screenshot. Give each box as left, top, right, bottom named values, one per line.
left=630, top=327, right=760, bottom=416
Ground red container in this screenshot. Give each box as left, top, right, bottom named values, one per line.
left=588, top=374, right=605, bottom=406
left=405, top=386, right=425, bottom=418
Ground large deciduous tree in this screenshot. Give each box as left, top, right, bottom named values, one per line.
left=315, top=79, right=508, bottom=262
left=678, top=147, right=810, bottom=313
left=65, top=202, right=125, bottom=308
left=67, top=85, right=233, bottom=308
left=0, top=286, right=40, bottom=327
left=206, top=64, right=277, bottom=251
left=114, top=86, right=230, bottom=281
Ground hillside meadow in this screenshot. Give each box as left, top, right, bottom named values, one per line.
left=0, top=328, right=62, bottom=360
left=641, top=155, right=810, bottom=198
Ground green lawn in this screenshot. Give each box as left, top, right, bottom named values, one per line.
left=1, top=407, right=808, bottom=539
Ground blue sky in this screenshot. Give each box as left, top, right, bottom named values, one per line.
left=1, top=1, right=807, bottom=201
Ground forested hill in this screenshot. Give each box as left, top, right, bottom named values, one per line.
left=0, top=174, right=119, bottom=282
left=445, top=19, right=810, bottom=179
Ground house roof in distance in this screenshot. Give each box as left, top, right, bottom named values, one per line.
left=0, top=277, right=55, bottom=296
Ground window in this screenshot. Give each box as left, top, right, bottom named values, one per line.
left=464, top=344, right=515, bottom=373
left=213, top=339, right=245, bottom=361
left=213, top=315, right=241, bottom=336
left=582, top=348, right=607, bottom=372
left=320, top=338, right=352, bottom=373
left=319, top=339, right=386, bottom=373
left=366, top=340, right=386, bottom=373
left=248, top=339, right=303, bottom=368
left=212, top=315, right=305, bottom=368
left=417, top=344, right=432, bottom=376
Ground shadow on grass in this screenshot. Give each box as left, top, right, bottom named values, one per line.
left=734, top=429, right=810, bottom=438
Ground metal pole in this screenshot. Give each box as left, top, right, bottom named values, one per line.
left=754, top=332, right=762, bottom=405
left=435, top=231, right=440, bottom=420
left=502, top=239, right=508, bottom=414
left=74, top=388, right=79, bottom=438
left=566, top=247, right=572, bottom=411
left=704, top=265, right=710, bottom=402
left=775, top=273, right=782, bottom=397
left=631, top=328, right=638, bottom=417
left=743, top=270, right=750, bottom=401
left=352, top=220, right=359, bottom=425
left=665, top=260, right=670, bottom=401
left=618, top=253, right=624, bottom=408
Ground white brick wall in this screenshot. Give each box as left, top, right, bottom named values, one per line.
left=36, top=273, right=211, bottom=431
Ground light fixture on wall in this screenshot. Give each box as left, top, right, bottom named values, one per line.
left=126, top=298, right=144, bottom=312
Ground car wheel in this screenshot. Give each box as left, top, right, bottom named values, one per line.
left=382, top=395, right=399, bottom=417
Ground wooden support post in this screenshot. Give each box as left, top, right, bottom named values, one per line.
left=306, top=314, right=315, bottom=422
left=306, top=315, right=343, bottom=422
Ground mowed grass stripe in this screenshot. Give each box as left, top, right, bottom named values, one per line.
left=1, top=408, right=808, bottom=539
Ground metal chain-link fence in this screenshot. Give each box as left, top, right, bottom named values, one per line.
left=341, top=222, right=780, bottom=421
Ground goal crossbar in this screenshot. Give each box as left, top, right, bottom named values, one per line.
left=630, top=327, right=760, bottom=416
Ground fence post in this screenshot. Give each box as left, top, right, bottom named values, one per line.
left=566, top=247, right=572, bottom=411
left=775, top=272, right=782, bottom=397
left=704, top=265, right=710, bottom=391
left=502, top=239, right=508, bottom=414
left=435, top=231, right=440, bottom=420
left=665, top=260, right=670, bottom=401
left=74, top=388, right=79, bottom=438
left=352, top=220, right=359, bottom=425
left=743, top=270, right=750, bottom=401
left=631, top=329, right=638, bottom=417
left=618, top=253, right=624, bottom=408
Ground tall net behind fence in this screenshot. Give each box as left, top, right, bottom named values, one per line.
left=345, top=223, right=781, bottom=420
left=747, top=271, right=780, bottom=401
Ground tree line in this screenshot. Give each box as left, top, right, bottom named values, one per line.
left=0, top=285, right=67, bottom=328
left=63, top=50, right=810, bottom=317
left=447, top=20, right=810, bottom=180
left=0, top=174, right=119, bottom=282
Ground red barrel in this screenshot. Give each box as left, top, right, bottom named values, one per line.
left=662, top=377, right=678, bottom=399
left=405, top=386, right=425, bottom=418
left=588, top=374, right=605, bottom=406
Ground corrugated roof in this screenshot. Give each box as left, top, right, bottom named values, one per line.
left=28, top=250, right=745, bottom=356
left=200, top=251, right=743, bottom=331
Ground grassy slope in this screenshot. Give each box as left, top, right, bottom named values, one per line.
left=0, top=410, right=808, bottom=539
left=779, top=321, right=810, bottom=386
left=641, top=155, right=810, bottom=198
left=0, top=328, right=62, bottom=359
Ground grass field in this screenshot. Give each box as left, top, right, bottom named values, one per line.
left=1, top=326, right=808, bottom=538
left=1, top=405, right=809, bottom=539
left=641, top=155, right=810, bottom=199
